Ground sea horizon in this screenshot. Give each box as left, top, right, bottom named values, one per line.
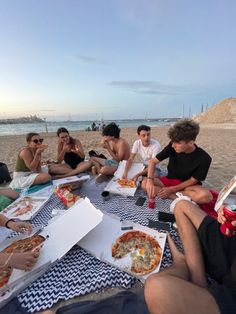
left=0, top=118, right=177, bottom=136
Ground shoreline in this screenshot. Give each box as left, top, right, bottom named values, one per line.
left=1, top=124, right=236, bottom=190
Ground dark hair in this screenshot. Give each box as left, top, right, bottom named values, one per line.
left=57, top=127, right=69, bottom=137
left=137, top=125, right=151, bottom=135
left=26, top=132, right=39, bottom=142
left=102, top=122, right=120, bottom=138
left=168, top=119, right=200, bottom=142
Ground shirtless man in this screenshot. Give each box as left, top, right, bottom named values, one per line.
left=122, top=125, right=161, bottom=181
left=91, top=123, right=131, bottom=176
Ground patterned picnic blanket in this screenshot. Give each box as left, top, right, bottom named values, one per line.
left=17, top=176, right=180, bottom=313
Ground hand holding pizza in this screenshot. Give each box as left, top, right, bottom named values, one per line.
left=9, top=251, right=40, bottom=271
left=7, top=220, right=33, bottom=234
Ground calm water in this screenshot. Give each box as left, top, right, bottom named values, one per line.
left=0, top=120, right=172, bottom=136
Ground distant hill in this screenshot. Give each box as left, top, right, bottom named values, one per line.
left=0, top=115, right=44, bottom=124
left=194, top=98, right=236, bottom=123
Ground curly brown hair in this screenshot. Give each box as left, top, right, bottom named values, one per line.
left=168, top=119, right=200, bottom=142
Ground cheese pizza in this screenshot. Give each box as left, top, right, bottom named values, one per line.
left=112, top=230, right=162, bottom=276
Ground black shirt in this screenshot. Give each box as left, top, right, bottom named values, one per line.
left=156, top=142, right=212, bottom=182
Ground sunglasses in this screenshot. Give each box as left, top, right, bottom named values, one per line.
left=32, top=139, right=44, bottom=144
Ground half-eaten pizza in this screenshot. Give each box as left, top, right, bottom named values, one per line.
left=112, top=230, right=162, bottom=276
left=0, top=235, right=45, bottom=289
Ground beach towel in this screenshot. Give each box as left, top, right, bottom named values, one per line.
left=0, top=195, right=13, bottom=211
left=9, top=171, right=39, bottom=190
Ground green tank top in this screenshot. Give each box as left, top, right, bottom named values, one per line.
left=15, top=150, right=31, bottom=172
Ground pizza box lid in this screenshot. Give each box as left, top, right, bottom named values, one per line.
left=214, top=175, right=236, bottom=212
left=78, top=212, right=167, bottom=282
left=52, top=175, right=90, bottom=190
left=105, top=161, right=145, bottom=197
left=0, top=197, right=103, bottom=307
left=1, top=195, right=50, bottom=221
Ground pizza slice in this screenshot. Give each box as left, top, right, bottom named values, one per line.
left=117, top=179, right=136, bottom=188
left=0, top=235, right=46, bottom=288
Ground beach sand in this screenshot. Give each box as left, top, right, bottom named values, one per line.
left=1, top=124, right=236, bottom=313
left=1, top=123, right=236, bottom=190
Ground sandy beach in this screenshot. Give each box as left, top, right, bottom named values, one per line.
left=1, top=123, right=236, bottom=190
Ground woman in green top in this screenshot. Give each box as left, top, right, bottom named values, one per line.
left=10, top=133, right=51, bottom=190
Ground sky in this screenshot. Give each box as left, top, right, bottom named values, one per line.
left=0, top=0, right=236, bottom=121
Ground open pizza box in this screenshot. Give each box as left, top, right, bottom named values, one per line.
left=0, top=197, right=103, bottom=308
left=52, top=174, right=90, bottom=190
left=2, top=195, right=50, bottom=221
left=78, top=212, right=167, bottom=283
left=105, top=161, right=145, bottom=197
left=214, top=175, right=236, bottom=212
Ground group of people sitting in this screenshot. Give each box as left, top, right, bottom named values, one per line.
left=0, top=118, right=235, bottom=314
left=8, top=119, right=213, bottom=207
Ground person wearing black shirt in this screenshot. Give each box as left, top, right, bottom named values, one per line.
left=145, top=201, right=236, bottom=314
left=144, top=119, right=212, bottom=204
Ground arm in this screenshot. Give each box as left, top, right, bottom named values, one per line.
left=57, top=142, right=68, bottom=163
left=122, top=153, right=136, bottom=179
left=71, top=139, right=85, bottom=159
left=146, top=157, right=160, bottom=198
left=20, top=148, right=43, bottom=172
left=0, top=214, right=32, bottom=233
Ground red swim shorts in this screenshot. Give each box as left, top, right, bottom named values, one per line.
left=159, top=176, right=182, bottom=187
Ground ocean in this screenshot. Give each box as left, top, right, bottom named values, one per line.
left=0, top=119, right=174, bottom=136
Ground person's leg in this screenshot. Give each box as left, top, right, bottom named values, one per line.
left=49, top=164, right=71, bottom=175
left=90, top=156, right=106, bottom=167
left=52, top=161, right=92, bottom=179
left=0, top=188, right=19, bottom=200
left=100, top=165, right=117, bottom=176
left=174, top=200, right=208, bottom=287
left=144, top=235, right=220, bottom=314
left=33, top=173, right=51, bottom=185
left=183, top=185, right=213, bottom=204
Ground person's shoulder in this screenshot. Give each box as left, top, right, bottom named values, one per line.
left=195, top=145, right=212, bottom=160
left=150, top=138, right=161, bottom=146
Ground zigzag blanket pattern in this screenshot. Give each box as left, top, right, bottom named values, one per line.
left=17, top=176, right=179, bottom=312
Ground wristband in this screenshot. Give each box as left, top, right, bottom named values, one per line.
left=5, top=219, right=15, bottom=229
left=147, top=177, right=154, bottom=180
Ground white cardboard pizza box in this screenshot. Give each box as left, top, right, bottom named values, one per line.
left=214, top=175, right=236, bottom=212
left=2, top=195, right=50, bottom=221
left=52, top=174, right=90, bottom=190
left=0, top=197, right=103, bottom=308
left=105, top=161, right=145, bottom=197
left=78, top=212, right=166, bottom=282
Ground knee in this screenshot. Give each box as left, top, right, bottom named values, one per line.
left=44, top=173, right=51, bottom=182
left=194, top=189, right=213, bottom=204
left=144, top=275, right=171, bottom=314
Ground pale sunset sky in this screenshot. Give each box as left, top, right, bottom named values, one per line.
left=0, top=0, right=236, bottom=120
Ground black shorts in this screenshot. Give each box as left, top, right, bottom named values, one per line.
left=198, top=215, right=236, bottom=314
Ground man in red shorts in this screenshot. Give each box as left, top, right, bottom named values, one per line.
left=144, top=119, right=212, bottom=204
